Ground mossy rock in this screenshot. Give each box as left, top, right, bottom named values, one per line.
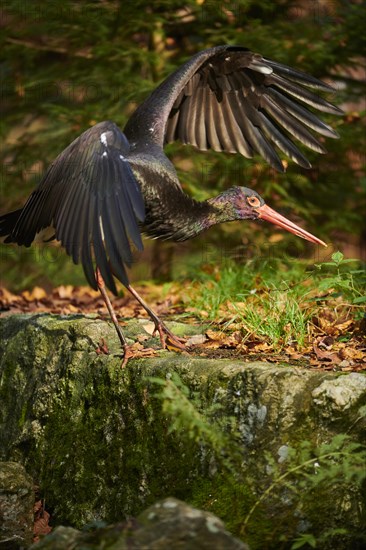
left=31, top=497, right=249, bottom=549
left=1, top=314, right=365, bottom=549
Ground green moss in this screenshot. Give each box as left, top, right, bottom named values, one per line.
left=18, top=401, right=28, bottom=429
left=29, top=356, right=209, bottom=526
left=189, top=474, right=297, bottom=550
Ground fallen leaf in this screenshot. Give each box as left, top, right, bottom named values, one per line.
left=141, top=321, right=156, bottom=335
left=54, top=285, right=74, bottom=299
left=121, top=343, right=157, bottom=366
left=317, top=335, right=334, bottom=350
left=22, top=286, right=47, bottom=301
left=95, top=338, right=109, bottom=355
left=33, top=500, right=52, bottom=543
left=313, top=338, right=341, bottom=364
left=335, top=319, right=354, bottom=333
left=0, top=287, right=21, bottom=302
left=206, top=329, right=225, bottom=341
left=186, top=334, right=207, bottom=346
left=285, top=347, right=304, bottom=360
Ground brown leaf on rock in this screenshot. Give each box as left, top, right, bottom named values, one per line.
left=284, top=346, right=304, bottom=360
left=33, top=500, right=52, bottom=543
left=340, top=344, right=366, bottom=362
left=122, top=342, right=157, bottom=363
left=141, top=321, right=156, bottom=336
left=186, top=334, right=207, bottom=346
left=249, top=341, right=272, bottom=353
left=95, top=338, right=109, bottom=355
left=206, top=329, right=226, bottom=341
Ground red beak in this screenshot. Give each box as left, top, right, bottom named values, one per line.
left=257, top=204, right=327, bottom=247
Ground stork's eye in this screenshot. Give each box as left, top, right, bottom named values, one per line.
left=247, top=196, right=261, bottom=208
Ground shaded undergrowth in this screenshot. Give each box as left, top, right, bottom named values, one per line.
left=149, top=373, right=366, bottom=550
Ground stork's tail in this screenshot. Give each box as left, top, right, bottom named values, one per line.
left=0, top=209, right=23, bottom=242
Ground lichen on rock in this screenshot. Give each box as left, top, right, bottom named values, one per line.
left=312, top=373, right=366, bottom=417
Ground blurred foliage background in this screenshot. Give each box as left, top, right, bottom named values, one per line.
left=0, top=0, right=365, bottom=291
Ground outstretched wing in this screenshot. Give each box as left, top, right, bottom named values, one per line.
left=125, top=45, right=342, bottom=171
left=4, top=121, right=145, bottom=294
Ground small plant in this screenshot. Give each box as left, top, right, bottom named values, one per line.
left=233, top=286, right=312, bottom=349
left=241, top=434, right=366, bottom=545
left=148, top=373, right=240, bottom=467
left=314, top=251, right=366, bottom=307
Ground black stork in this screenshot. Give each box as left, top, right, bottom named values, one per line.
left=0, top=45, right=342, bottom=363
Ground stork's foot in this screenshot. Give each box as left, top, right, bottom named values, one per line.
left=121, top=343, right=157, bottom=368
left=125, top=284, right=186, bottom=351
left=121, top=323, right=186, bottom=367
left=153, top=321, right=187, bottom=351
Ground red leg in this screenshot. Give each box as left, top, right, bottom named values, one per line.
left=95, top=269, right=185, bottom=365
left=95, top=268, right=128, bottom=350
left=95, top=269, right=159, bottom=366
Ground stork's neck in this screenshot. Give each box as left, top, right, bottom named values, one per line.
left=142, top=187, right=242, bottom=242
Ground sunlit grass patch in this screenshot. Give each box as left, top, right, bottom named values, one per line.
left=184, top=253, right=365, bottom=352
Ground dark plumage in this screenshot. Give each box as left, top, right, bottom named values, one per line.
left=0, top=45, right=342, bottom=361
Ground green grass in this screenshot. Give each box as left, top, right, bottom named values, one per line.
left=184, top=252, right=366, bottom=351
left=233, top=291, right=310, bottom=349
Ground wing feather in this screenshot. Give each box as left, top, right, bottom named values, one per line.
left=102, top=198, right=130, bottom=285
left=187, top=93, right=199, bottom=146
left=80, top=193, right=96, bottom=289
left=4, top=121, right=145, bottom=294
left=266, top=88, right=339, bottom=137
left=261, top=95, right=327, bottom=153
left=195, top=86, right=208, bottom=150
left=205, top=93, right=222, bottom=151
left=222, top=95, right=247, bottom=154
left=267, top=73, right=341, bottom=114
left=92, top=196, right=118, bottom=295
left=255, top=111, right=311, bottom=168
left=156, top=46, right=343, bottom=170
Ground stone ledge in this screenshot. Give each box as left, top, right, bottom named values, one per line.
left=1, top=314, right=365, bottom=549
